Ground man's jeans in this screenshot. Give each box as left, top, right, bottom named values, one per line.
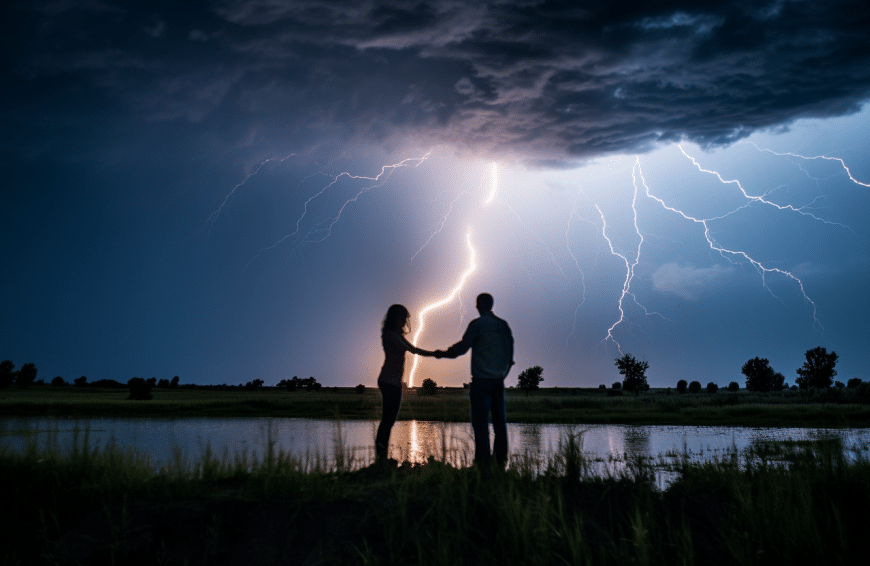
left=469, top=378, right=507, bottom=466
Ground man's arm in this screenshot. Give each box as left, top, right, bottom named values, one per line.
left=441, top=321, right=477, bottom=359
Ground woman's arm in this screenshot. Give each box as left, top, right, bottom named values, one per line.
left=399, top=334, right=436, bottom=356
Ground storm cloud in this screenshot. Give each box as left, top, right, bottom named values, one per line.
left=5, top=0, right=870, bottom=163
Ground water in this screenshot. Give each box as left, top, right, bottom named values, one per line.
left=3, top=417, right=868, bottom=485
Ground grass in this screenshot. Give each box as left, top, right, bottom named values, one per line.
left=2, top=384, right=869, bottom=426
left=1, top=426, right=868, bottom=565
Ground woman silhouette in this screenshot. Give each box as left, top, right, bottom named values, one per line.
left=376, top=304, right=438, bottom=462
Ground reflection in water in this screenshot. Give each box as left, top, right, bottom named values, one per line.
left=3, top=417, right=869, bottom=485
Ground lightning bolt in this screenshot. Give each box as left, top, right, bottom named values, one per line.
left=679, top=145, right=853, bottom=231
left=595, top=161, right=647, bottom=353
left=408, top=228, right=478, bottom=387
left=410, top=189, right=470, bottom=261
left=243, top=152, right=431, bottom=267
left=742, top=142, right=870, bottom=188
left=637, top=157, right=821, bottom=331
left=207, top=152, right=298, bottom=230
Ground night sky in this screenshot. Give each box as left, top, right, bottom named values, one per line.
left=2, top=1, right=869, bottom=388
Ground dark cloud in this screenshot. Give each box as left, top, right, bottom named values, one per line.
left=4, top=0, right=870, bottom=163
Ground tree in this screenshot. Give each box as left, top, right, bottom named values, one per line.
left=127, top=377, right=153, bottom=400
left=611, top=381, right=621, bottom=390
left=355, top=384, right=366, bottom=394
left=170, top=376, right=180, bottom=388
left=706, top=382, right=719, bottom=394
left=157, top=378, right=170, bottom=388
left=614, top=354, right=648, bottom=395
left=517, top=366, right=544, bottom=396
left=847, top=378, right=863, bottom=389
left=420, top=378, right=438, bottom=395
left=74, top=376, right=88, bottom=387
left=0, top=360, right=15, bottom=389
left=728, top=381, right=739, bottom=392
left=51, top=376, right=66, bottom=386
left=741, top=357, right=784, bottom=392
left=16, top=363, right=37, bottom=389
left=688, top=380, right=701, bottom=394
left=676, top=379, right=688, bottom=394
left=795, top=347, right=838, bottom=389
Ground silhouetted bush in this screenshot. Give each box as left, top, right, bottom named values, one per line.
left=517, top=366, right=544, bottom=395
left=742, top=357, right=784, bottom=392
left=676, top=379, right=688, bottom=394
left=598, top=384, right=606, bottom=389
left=847, top=377, right=863, bottom=389
left=355, top=384, right=366, bottom=394
left=157, top=378, right=170, bottom=388
left=706, top=382, right=719, bottom=394
left=420, top=378, right=438, bottom=395
left=51, top=376, right=66, bottom=386
left=615, top=353, right=649, bottom=394
left=689, top=380, right=701, bottom=394
left=244, top=379, right=264, bottom=390
left=0, top=360, right=15, bottom=389
left=170, top=376, right=180, bottom=388
left=127, top=377, right=153, bottom=400
left=728, top=381, right=739, bottom=392
left=16, top=363, right=37, bottom=389
left=74, top=376, right=88, bottom=387
left=611, top=381, right=621, bottom=390
left=796, top=346, right=838, bottom=389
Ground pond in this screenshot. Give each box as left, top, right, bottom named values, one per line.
left=3, top=417, right=868, bottom=486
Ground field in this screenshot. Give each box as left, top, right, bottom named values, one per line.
left=2, top=427, right=868, bottom=565
left=1, top=384, right=869, bottom=427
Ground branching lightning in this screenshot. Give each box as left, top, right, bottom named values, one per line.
left=679, top=145, right=852, bottom=231
left=207, top=152, right=297, bottom=230
left=408, top=229, right=478, bottom=387
left=637, top=156, right=821, bottom=331
left=411, top=189, right=469, bottom=261
left=243, top=152, right=431, bottom=267
left=742, top=142, right=870, bottom=188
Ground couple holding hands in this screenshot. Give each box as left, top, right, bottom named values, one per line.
left=376, top=293, right=514, bottom=468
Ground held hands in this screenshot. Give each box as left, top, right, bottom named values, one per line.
left=433, top=350, right=445, bottom=359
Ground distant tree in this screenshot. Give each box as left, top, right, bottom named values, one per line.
left=741, top=357, right=784, bottom=392
left=847, top=378, right=863, bottom=389
left=517, top=366, right=544, bottom=396
left=615, top=354, right=649, bottom=395
left=146, top=377, right=157, bottom=388
left=728, top=381, right=739, bottom=392
left=0, top=360, right=16, bottom=389
left=795, top=347, right=838, bottom=389
left=245, top=379, right=265, bottom=390
left=355, top=384, right=366, bottom=394
left=598, top=384, right=606, bottom=389
left=688, top=380, right=701, bottom=394
left=421, top=378, right=438, bottom=395
left=612, top=381, right=622, bottom=390
left=676, top=379, right=688, bottom=394
left=706, top=382, right=719, bottom=394
left=16, top=363, right=37, bottom=389
left=170, top=376, right=180, bottom=388
left=157, top=378, right=170, bottom=388
left=74, top=376, right=88, bottom=387
left=127, top=377, right=153, bottom=400
left=834, top=381, right=845, bottom=389
left=51, top=376, right=66, bottom=386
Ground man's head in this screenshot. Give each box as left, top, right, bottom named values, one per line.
left=476, top=293, right=494, bottom=313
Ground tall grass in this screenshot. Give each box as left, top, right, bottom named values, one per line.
left=2, top=425, right=868, bottom=565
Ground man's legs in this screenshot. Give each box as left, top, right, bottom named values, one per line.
left=469, top=379, right=493, bottom=466
left=490, top=379, right=508, bottom=467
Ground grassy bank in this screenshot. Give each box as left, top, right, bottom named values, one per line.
left=1, top=385, right=869, bottom=427
left=2, top=429, right=868, bottom=565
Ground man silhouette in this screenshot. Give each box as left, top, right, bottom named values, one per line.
left=437, top=293, right=514, bottom=467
